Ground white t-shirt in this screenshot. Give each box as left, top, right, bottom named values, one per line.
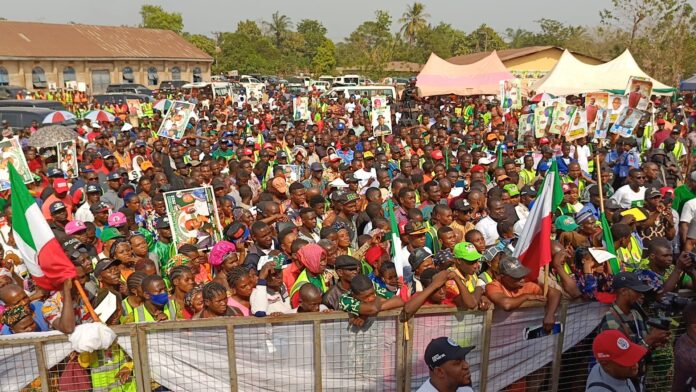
left=680, top=198, right=696, bottom=223
left=416, top=379, right=473, bottom=392
left=609, top=185, right=645, bottom=209
left=354, top=168, right=376, bottom=190
left=345, top=102, right=356, bottom=114
left=475, top=216, right=499, bottom=246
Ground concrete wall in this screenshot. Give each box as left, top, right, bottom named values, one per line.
left=0, top=59, right=211, bottom=91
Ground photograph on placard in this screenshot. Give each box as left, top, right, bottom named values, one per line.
left=164, top=186, right=222, bottom=250
left=566, top=109, right=588, bottom=142
left=611, top=107, right=645, bottom=138
left=157, top=101, right=195, bottom=140
left=57, top=140, right=78, bottom=179
left=518, top=113, right=535, bottom=141
left=608, top=95, right=626, bottom=123
left=371, top=96, right=393, bottom=137
left=500, top=79, right=522, bottom=110
left=0, top=137, right=33, bottom=190
left=585, top=92, right=609, bottom=125
left=626, top=77, right=653, bottom=111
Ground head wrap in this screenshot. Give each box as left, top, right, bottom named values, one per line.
left=208, top=241, right=237, bottom=267
left=297, top=244, right=326, bottom=275
left=184, top=284, right=204, bottom=309
left=1, top=304, right=31, bottom=327
left=364, top=246, right=387, bottom=267
left=164, top=254, right=190, bottom=276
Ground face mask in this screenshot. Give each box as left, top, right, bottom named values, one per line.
left=150, top=292, right=169, bottom=306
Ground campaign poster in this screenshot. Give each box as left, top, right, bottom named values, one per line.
left=593, top=109, right=611, bottom=139
left=0, top=137, right=33, bottom=190
left=279, top=165, right=301, bottom=184
left=608, top=95, right=626, bottom=123
left=371, top=96, right=393, bottom=137
left=549, top=104, right=576, bottom=135
left=625, top=76, right=653, bottom=111
left=293, top=97, right=310, bottom=121
left=57, top=140, right=78, bottom=179
left=566, top=109, right=588, bottom=142
left=164, top=186, right=223, bottom=250
left=534, top=106, right=553, bottom=138
left=500, top=79, right=522, bottom=110
left=585, top=92, right=609, bottom=125
left=517, top=114, right=535, bottom=141
left=127, top=99, right=143, bottom=118
left=610, top=107, right=645, bottom=138
left=157, top=100, right=195, bottom=140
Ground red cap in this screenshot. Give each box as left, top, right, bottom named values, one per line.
left=53, top=178, right=69, bottom=194
left=592, top=330, right=647, bottom=367
left=263, top=143, right=273, bottom=150
left=656, top=119, right=666, bottom=125
left=241, top=148, right=253, bottom=156
left=539, top=137, right=550, bottom=145
left=470, top=165, right=485, bottom=173
left=364, top=246, right=387, bottom=267
left=660, top=187, right=674, bottom=197
left=431, top=150, right=444, bottom=161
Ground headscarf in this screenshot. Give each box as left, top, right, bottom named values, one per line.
left=297, top=244, right=326, bottom=275
left=164, top=254, right=190, bottom=276
left=208, top=241, right=237, bottom=268
left=1, top=304, right=30, bottom=327
left=185, top=284, right=204, bottom=309
left=365, top=246, right=387, bottom=267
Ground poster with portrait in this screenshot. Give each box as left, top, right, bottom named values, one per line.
left=593, top=109, right=611, bottom=139
left=625, top=76, right=653, bottom=111
left=608, top=95, right=626, bottom=123
left=610, top=107, right=645, bottom=138
left=500, top=79, right=522, bottom=110
left=164, top=186, right=223, bottom=251
left=534, top=106, right=553, bottom=138
left=279, top=165, right=301, bottom=184
left=157, top=100, right=195, bottom=140
left=517, top=114, right=535, bottom=141
left=566, top=109, right=588, bottom=142
left=549, top=104, right=576, bottom=135
left=371, top=95, right=393, bottom=137
left=57, top=140, right=78, bottom=178
left=585, top=92, right=609, bottom=125
left=293, top=97, right=310, bottom=121
left=0, top=137, right=33, bottom=191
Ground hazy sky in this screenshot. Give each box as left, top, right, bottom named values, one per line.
left=4, top=0, right=613, bottom=40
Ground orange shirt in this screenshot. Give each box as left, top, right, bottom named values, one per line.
left=41, top=194, right=74, bottom=221
left=485, top=280, right=541, bottom=298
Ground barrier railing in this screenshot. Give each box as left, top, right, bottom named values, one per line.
left=0, top=300, right=681, bottom=391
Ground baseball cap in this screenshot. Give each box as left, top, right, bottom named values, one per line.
left=424, top=337, right=474, bottom=370
left=108, top=212, right=126, bottom=228
left=335, top=255, right=361, bottom=270
left=224, top=222, right=250, bottom=242
left=482, top=246, right=503, bottom=263
left=452, top=199, right=472, bottom=212
left=574, top=210, right=595, bottom=225
left=65, top=220, right=87, bottom=235
left=431, top=150, right=444, bottom=161
left=592, top=330, right=647, bottom=367
left=329, top=178, right=349, bottom=188
left=328, top=153, right=341, bottom=162
left=154, top=216, right=170, bottom=230
left=337, top=192, right=359, bottom=204
left=276, top=151, right=288, bottom=159
left=433, top=248, right=454, bottom=266
left=344, top=173, right=359, bottom=184
left=61, top=237, right=89, bottom=260
left=554, top=215, right=578, bottom=232
left=503, top=184, right=519, bottom=196
left=106, top=172, right=121, bottom=181
left=212, top=179, right=226, bottom=190
left=85, top=184, right=102, bottom=194
left=499, top=256, right=530, bottom=279
left=408, top=248, right=433, bottom=270
left=363, top=151, right=375, bottom=159
left=135, top=140, right=146, bottom=147
left=90, top=201, right=109, bottom=214
left=478, top=157, right=492, bottom=165
left=611, top=271, right=651, bottom=292
left=404, top=221, right=428, bottom=236
left=53, top=179, right=69, bottom=194
left=94, top=258, right=121, bottom=277
left=645, top=187, right=661, bottom=199
left=47, top=168, right=64, bottom=178
left=49, top=201, right=66, bottom=214
left=453, top=242, right=482, bottom=262
left=310, top=162, right=323, bottom=172
left=520, top=185, right=537, bottom=196
left=99, top=227, right=123, bottom=242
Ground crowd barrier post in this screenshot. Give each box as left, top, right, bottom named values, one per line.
left=136, top=324, right=153, bottom=390
left=33, top=341, right=50, bottom=392
left=402, top=317, right=416, bottom=391
left=395, top=317, right=408, bottom=392
left=312, top=320, right=323, bottom=392
left=550, top=302, right=569, bottom=392
left=225, top=324, right=239, bottom=391
left=478, top=309, right=494, bottom=392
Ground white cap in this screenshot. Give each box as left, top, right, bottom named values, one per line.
left=478, top=157, right=492, bottom=165
left=90, top=121, right=101, bottom=129
left=121, top=123, right=133, bottom=132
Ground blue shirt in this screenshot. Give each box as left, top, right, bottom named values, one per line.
left=336, top=149, right=354, bottom=165
left=578, top=202, right=600, bottom=219
left=1, top=301, right=50, bottom=335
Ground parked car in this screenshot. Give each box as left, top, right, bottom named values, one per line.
left=0, top=99, right=66, bottom=111
left=93, top=93, right=153, bottom=105
left=310, top=80, right=330, bottom=93
left=106, top=84, right=152, bottom=96
left=0, top=85, right=29, bottom=100
left=0, top=107, right=70, bottom=129
left=157, top=80, right=188, bottom=94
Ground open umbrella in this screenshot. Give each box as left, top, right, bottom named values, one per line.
left=153, top=99, right=172, bottom=112
left=42, top=110, right=77, bottom=124
left=530, top=93, right=556, bottom=103
left=84, top=110, right=115, bottom=123
left=28, top=125, right=79, bottom=149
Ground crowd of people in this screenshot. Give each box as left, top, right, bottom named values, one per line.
left=1, top=78, right=696, bottom=391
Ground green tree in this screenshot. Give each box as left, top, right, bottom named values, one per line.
left=399, top=2, right=430, bottom=46
left=264, top=12, right=293, bottom=48
left=183, top=33, right=216, bottom=57
left=337, top=10, right=395, bottom=77
left=236, top=20, right=263, bottom=37
left=139, top=5, right=183, bottom=34
left=312, top=39, right=337, bottom=75
left=297, top=19, right=328, bottom=61
left=466, top=24, right=507, bottom=53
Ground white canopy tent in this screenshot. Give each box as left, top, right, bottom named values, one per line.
left=533, top=49, right=674, bottom=96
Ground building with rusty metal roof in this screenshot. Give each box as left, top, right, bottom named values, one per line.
left=0, top=20, right=213, bottom=93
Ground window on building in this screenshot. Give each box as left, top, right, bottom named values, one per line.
left=122, top=67, right=134, bottom=83
left=193, top=67, right=202, bottom=83
left=63, top=67, right=76, bottom=84
left=147, top=67, right=158, bottom=86
left=171, top=67, right=181, bottom=81
left=0, top=67, right=8, bottom=86
left=32, top=67, right=47, bottom=89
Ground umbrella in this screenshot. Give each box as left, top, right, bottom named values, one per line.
left=153, top=99, right=172, bottom=112
left=84, top=110, right=115, bottom=123
left=530, top=93, right=556, bottom=103
left=28, top=125, right=79, bottom=149
left=42, top=110, right=77, bottom=124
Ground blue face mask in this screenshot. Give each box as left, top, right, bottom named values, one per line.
left=150, top=292, right=169, bottom=306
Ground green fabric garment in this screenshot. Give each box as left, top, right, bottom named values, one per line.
left=672, top=184, right=696, bottom=214
left=151, top=241, right=175, bottom=277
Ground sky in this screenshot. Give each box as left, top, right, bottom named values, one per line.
left=3, top=0, right=612, bottom=40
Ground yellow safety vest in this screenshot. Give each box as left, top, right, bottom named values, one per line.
left=132, top=302, right=175, bottom=323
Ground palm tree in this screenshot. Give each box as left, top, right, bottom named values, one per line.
left=399, top=2, right=430, bottom=46
left=264, top=12, right=293, bottom=48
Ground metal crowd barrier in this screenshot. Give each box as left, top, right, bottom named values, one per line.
left=0, top=300, right=682, bottom=391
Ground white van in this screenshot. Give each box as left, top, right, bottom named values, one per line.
left=333, top=74, right=365, bottom=86
left=321, top=85, right=396, bottom=100
left=181, top=82, right=243, bottom=101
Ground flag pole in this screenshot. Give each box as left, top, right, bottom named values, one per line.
left=596, top=156, right=606, bottom=214
left=543, top=265, right=549, bottom=297
left=73, top=279, right=100, bottom=322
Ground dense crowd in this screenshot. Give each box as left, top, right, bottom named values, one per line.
left=1, top=79, right=696, bottom=391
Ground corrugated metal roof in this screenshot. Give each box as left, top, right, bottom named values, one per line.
left=0, top=20, right=213, bottom=61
